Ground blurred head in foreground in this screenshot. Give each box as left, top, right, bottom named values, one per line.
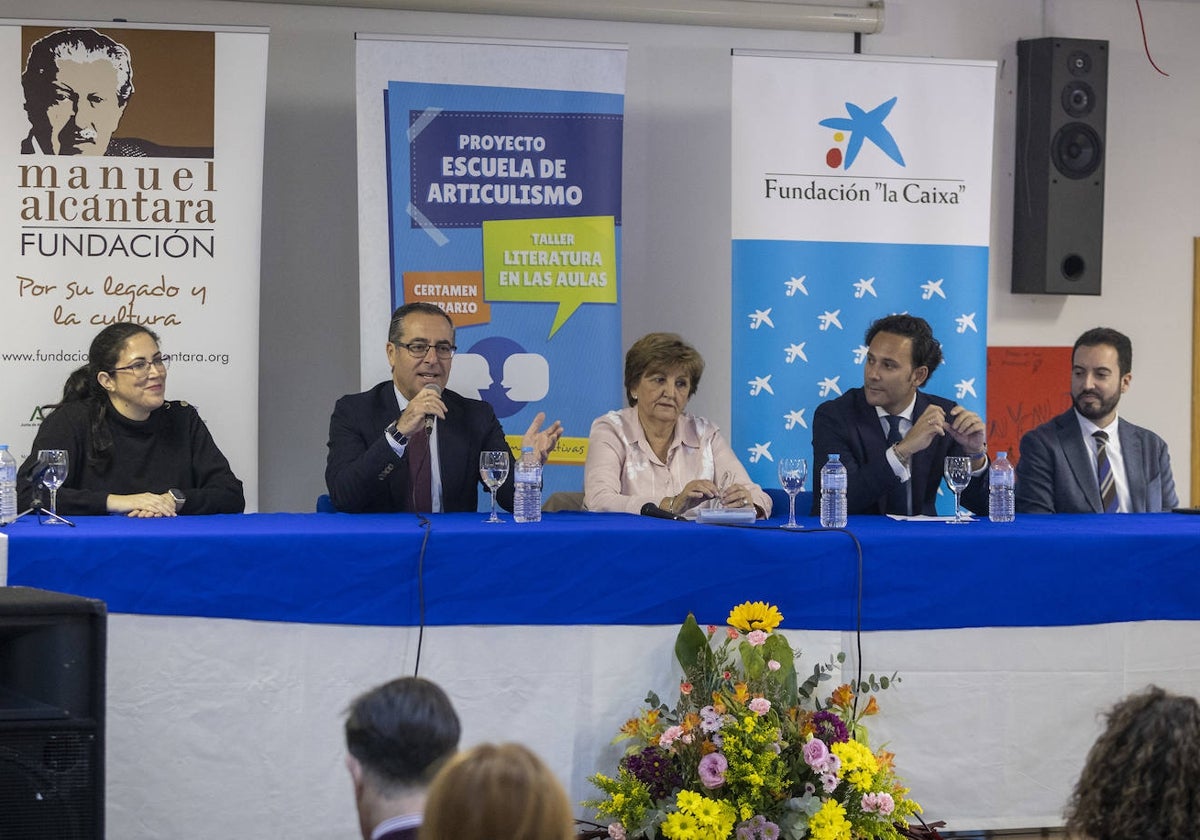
left=419, top=742, right=575, bottom=840
left=1065, top=684, right=1200, bottom=840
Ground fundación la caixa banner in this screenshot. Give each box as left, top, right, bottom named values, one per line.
left=0, top=21, right=269, bottom=508
left=356, top=35, right=626, bottom=499
left=730, top=52, right=996, bottom=512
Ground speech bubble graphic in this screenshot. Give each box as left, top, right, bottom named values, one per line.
left=482, top=215, right=617, bottom=337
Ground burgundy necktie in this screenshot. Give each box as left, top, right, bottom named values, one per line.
left=407, top=428, right=433, bottom=513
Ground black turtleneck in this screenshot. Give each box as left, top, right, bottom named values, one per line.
left=16, top=398, right=244, bottom=515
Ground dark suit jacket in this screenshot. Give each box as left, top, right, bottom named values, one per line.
left=810, top=387, right=988, bottom=516
left=1014, top=409, right=1177, bottom=513
left=325, top=381, right=513, bottom=513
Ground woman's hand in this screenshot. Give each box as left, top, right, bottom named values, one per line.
left=663, top=479, right=719, bottom=514
left=107, top=492, right=178, bottom=517
left=719, top=482, right=756, bottom=510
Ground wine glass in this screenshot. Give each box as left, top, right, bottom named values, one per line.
left=943, top=456, right=972, bottom=524
left=479, top=450, right=510, bottom=523
left=37, top=449, right=69, bottom=524
left=777, top=458, right=808, bottom=529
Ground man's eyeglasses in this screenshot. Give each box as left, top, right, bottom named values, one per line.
left=111, top=354, right=171, bottom=377
left=393, top=341, right=456, bottom=360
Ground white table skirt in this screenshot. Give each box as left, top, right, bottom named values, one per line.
left=102, top=615, right=1200, bottom=839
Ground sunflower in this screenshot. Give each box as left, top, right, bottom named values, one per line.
left=727, top=601, right=784, bottom=633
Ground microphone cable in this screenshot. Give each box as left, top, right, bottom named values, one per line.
left=777, top=524, right=865, bottom=718
left=412, top=513, right=432, bottom=678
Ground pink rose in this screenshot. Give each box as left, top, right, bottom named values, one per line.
left=803, top=738, right=829, bottom=769
left=767, top=659, right=781, bottom=671
left=698, top=752, right=728, bottom=788
left=608, top=823, right=626, bottom=840
left=749, top=697, right=771, bottom=716
left=747, top=630, right=768, bottom=647
left=680, top=681, right=693, bottom=695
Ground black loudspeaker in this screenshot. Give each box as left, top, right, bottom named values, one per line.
left=0, top=587, right=106, bottom=840
left=1012, top=37, right=1108, bottom=295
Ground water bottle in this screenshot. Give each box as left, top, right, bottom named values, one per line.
left=989, top=450, right=1015, bottom=523
left=513, top=446, right=542, bottom=523
left=819, top=453, right=847, bottom=528
left=0, top=445, right=17, bottom=525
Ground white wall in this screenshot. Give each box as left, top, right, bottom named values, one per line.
left=6, top=0, right=1196, bottom=509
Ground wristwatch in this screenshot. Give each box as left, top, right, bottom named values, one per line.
left=386, top=421, right=409, bottom=447
left=169, top=488, right=186, bottom=512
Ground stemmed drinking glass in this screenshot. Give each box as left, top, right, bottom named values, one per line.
left=37, top=449, right=69, bottom=524
left=943, top=456, right=972, bottom=524
left=777, top=458, right=808, bottom=529
left=479, top=450, right=510, bottom=523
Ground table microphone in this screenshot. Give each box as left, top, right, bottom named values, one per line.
left=640, top=502, right=687, bottom=521
left=422, top=383, right=442, bottom=436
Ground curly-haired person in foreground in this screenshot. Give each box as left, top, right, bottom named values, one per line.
left=1065, top=685, right=1200, bottom=840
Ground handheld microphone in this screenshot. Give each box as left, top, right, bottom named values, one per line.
left=422, top=383, right=442, bottom=436
left=640, top=502, right=687, bottom=521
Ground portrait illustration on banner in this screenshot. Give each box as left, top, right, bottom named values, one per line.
left=20, top=26, right=214, bottom=158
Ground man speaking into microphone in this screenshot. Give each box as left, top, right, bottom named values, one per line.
left=325, top=302, right=563, bottom=513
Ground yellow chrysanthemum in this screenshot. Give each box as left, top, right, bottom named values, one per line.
left=809, top=799, right=851, bottom=840
left=832, top=739, right=879, bottom=792
left=727, top=601, right=784, bottom=633
left=661, top=810, right=700, bottom=840
left=666, top=791, right=736, bottom=840
left=691, top=797, right=721, bottom=822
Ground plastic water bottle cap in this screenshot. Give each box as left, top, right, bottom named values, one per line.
left=997, top=451, right=1007, bottom=459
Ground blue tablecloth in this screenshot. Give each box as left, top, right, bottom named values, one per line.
left=5, top=511, right=1199, bottom=629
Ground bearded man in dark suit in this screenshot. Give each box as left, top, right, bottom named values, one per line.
left=325, top=301, right=562, bottom=513
left=1016, top=327, right=1176, bottom=513
left=811, top=313, right=989, bottom=517
left=345, top=677, right=460, bottom=840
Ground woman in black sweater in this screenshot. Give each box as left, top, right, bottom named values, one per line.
left=16, top=323, right=244, bottom=516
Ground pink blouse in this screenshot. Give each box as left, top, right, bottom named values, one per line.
left=583, top=407, right=771, bottom=518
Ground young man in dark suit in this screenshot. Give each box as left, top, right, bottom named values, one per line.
left=1015, top=327, right=1176, bottom=513
left=325, top=302, right=561, bottom=513
left=811, top=313, right=989, bottom=517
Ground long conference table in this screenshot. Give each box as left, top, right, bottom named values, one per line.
left=3, top=509, right=1200, bottom=839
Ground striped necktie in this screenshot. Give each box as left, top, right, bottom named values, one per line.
left=1093, top=430, right=1118, bottom=514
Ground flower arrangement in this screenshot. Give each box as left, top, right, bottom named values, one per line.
left=586, top=602, right=923, bottom=840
